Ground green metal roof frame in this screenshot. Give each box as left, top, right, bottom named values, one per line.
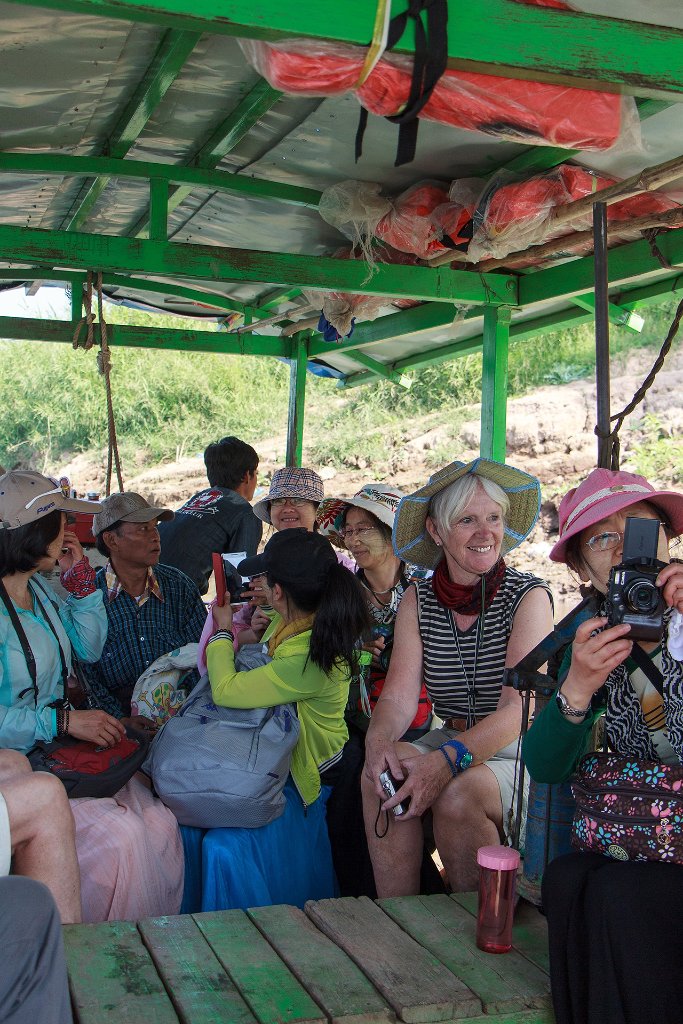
left=2, top=0, right=683, bottom=463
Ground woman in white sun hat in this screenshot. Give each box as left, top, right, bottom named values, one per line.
left=361, top=458, right=554, bottom=895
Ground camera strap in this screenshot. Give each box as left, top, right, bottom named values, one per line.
left=629, top=641, right=664, bottom=697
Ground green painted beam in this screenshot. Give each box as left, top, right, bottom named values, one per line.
left=3, top=0, right=681, bottom=99
left=286, top=332, right=308, bottom=467
left=346, top=349, right=412, bottom=389
left=149, top=179, right=169, bottom=241
left=519, top=227, right=683, bottom=306
left=339, top=306, right=595, bottom=388
left=0, top=226, right=516, bottom=304
left=0, top=153, right=321, bottom=211
left=65, top=30, right=200, bottom=232
left=256, top=286, right=302, bottom=312
left=0, top=267, right=274, bottom=320
left=131, top=79, right=284, bottom=237
left=309, top=302, right=484, bottom=358
left=480, top=306, right=510, bottom=462
left=5, top=0, right=683, bottom=98
left=0, top=315, right=291, bottom=356
left=571, top=293, right=644, bottom=333
left=613, top=274, right=683, bottom=309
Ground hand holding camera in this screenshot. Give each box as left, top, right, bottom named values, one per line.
left=606, top=517, right=667, bottom=641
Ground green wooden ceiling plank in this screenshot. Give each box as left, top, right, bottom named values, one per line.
left=65, top=30, right=200, bottom=232
left=308, top=302, right=486, bottom=358
left=0, top=267, right=273, bottom=319
left=0, top=153, right=321, bottom=210
left=612, top=274, right=683, bottom=308
left=0, top=315, right=291, bottom=356
left=6, top=0, right=683, bottom=98
left=131, top=79, right=284, bottom=237
left=339, top=305, right=594, bottom=388
left=570, top=293, right=644, bottom=333
left=348, top=349, right=412, bottom=388
left=256, top=286, right=302, bottom=311
left=194, top=79, right=283, bottom=165
left=519, top=227, right=683, bottom=306
left=0, top=226, right=516, bottom=304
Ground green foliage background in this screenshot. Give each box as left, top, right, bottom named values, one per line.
left=0, top=296, right=680, bottom=479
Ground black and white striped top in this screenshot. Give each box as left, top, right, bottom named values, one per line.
left=415, top=568, right=552, bottom=721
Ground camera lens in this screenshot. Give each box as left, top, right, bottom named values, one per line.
left=625, top=579, right=659, bottom=614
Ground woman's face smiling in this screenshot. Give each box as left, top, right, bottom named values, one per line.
left=270, top=498, right=318, bottom=532
left=343, top=507, right=394, bottom=570
left=428, top=484, right=504, bottom=585
left=578, top=501, right=669, bottom=594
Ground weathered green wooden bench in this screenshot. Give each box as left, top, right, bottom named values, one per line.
left=63, top=894, right=554, bottom=1024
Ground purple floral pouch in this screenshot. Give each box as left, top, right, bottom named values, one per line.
left=571, top=753, right=683, bottom=864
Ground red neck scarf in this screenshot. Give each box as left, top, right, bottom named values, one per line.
left=432, top=557, right=506, bottom=614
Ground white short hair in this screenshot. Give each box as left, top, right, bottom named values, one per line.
left=429, top=475, right=509, bottom=535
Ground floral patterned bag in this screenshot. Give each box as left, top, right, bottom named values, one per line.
left=571, top=753, right=683, bottom=864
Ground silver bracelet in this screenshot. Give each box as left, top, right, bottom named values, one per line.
left=556, top=687, right=591, bottom=718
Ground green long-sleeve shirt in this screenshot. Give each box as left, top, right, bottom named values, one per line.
left=522, top=694, right=601, bottom=783
left=206, top=619, right=349, bottom=805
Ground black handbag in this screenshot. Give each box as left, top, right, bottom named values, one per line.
left=0, top=576, right=148, bottom=798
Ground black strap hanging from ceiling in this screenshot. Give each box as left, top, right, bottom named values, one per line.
left=355, top=0, right=449, bottom=167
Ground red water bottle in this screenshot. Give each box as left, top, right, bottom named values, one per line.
left=476, top=845, right=520, bottom=954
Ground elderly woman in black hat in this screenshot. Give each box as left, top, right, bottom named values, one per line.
left=362, top=458, right=554, bottom=894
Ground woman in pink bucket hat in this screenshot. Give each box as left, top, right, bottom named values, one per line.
left=524, top=467, right=683, bottom=1024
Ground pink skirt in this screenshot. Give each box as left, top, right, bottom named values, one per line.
left=71, top=775, right=184, bottom=923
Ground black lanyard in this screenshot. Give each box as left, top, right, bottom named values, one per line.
left=0, top=576, right=69, bottom=708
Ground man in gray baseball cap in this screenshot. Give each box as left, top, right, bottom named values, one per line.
left=80, top=492, right=207, bottom=729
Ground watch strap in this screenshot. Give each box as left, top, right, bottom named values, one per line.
left=556, top=688, right=592, bottom=718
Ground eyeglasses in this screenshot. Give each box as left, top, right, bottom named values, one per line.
left=270, top=497, right=310, bottom=508
left=585, top=523, right=662, bottom=553
left=339, top=526, right=378, bottom=541
left=585, top=531, right=623, bottom=552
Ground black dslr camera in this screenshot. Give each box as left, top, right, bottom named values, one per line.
left=606, top=517, right=666, bottom=641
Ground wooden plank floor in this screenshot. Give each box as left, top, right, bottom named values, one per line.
left=63, top=896, right=555, bottom=1024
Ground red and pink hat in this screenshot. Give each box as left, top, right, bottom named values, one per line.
left=550, top=468, right=683, bottom=564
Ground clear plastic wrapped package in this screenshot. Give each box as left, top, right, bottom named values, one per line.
left=239, top=36, right=633, bottom=154
left=374, top=181, right=475, bottom=260
left=467, top=164, right=679, bottom=264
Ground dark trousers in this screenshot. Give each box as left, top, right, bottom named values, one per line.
left=543, top=851, right=683, bottom=1024
left=0, top=877, right=73, bottom=1024
left=326, top=724, right=445, bottom=898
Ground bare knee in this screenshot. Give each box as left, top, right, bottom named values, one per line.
left=432, top=767, right=500, bottom=829
left=0, top=750, right=32, bottom=782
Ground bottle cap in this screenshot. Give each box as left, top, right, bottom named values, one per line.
left=477, top=845, right=520, bottom=870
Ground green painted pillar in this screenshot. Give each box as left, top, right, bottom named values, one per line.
left=286, top=331, right=309, bottom=467
left=480, top=305, right=511, bottom=462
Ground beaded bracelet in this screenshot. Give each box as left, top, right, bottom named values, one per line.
left=207, top=629, right=235, bottom=646
left=56, top=706, right=70, bottom=737
left=438, top=744, right=459, bottom=779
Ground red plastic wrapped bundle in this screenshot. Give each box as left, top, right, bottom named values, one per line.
left=374, top=182, right=474, bottom=260
left=357, top=57, right=624, bottom=152
left=468, top=164, right=680, bottom=264
left=240, top=37, right=629, bottom=153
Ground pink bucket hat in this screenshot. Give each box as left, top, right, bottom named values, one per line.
left=549, top=468, right=683, bottom=564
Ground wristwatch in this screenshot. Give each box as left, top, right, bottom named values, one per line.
left=441, top=739, right=473, bottom=771
left=555, top=688, right=591, bottom=718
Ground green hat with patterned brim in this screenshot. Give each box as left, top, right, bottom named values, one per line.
left=392, top=458, right=541, bottom=569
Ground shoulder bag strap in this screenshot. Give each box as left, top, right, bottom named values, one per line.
left=31, top=580, right=69, bottom=705
left=629, top=641, right=665, bottom=697
left=0, top=577, right=39, bottom=705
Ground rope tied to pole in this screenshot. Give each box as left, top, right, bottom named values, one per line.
left=72, top=271, right=124, bottom=496
left=642, top=227, right=674, bottom=271
left=594, top=296, right=683, bottom=470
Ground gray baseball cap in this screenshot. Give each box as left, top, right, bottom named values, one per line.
left=0, top=471, right=102, bottom=531
left=92, top=492, right=174, bottom=536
